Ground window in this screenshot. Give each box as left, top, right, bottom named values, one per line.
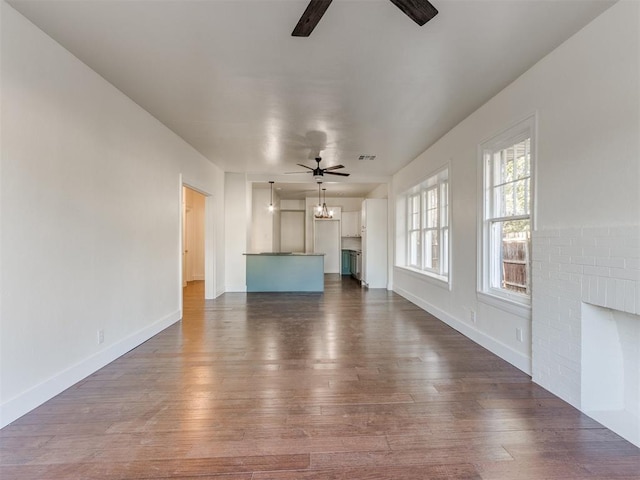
left=403, top=168, right=449, bottom=280
left=480, top=117, right=534, bottom=305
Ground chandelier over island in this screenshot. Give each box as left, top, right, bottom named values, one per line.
left=314, top=182, right=333, bottom=219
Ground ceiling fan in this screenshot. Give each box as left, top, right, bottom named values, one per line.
left=287, top=157, right=350, bottom=181
left=292, top=0, right=438, bottom=37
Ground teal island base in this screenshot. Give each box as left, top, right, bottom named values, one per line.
left=244, top=253, right=325, bottom=292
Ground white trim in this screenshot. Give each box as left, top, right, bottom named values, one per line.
left=477, top=111, right=539, bottom=148
left=394, top=286, right=532, bottom=375
left=395, top=266, right=450, bottom=290
left=477, top=291, right=531, bottom=318
left=225, top=284, right=247, bottom=292
left=478, top=113, right=536, bottom=301
left=402, top=162, right=450, bottom=196
left=530, top=114, right=539, bottom=232
left=400, top=164, right=450, bottom=279
left=476, top=142, right=485, bottom=298
left=204, top=194, right=216, bottom=300
left=182, top=179, right=216, bottom=300
left=0, top=310, right=181, bottom=428
left=179, top=176, right=185, bottom=315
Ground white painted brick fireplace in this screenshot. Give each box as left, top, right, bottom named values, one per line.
left=532, top=225, right=640, bottom=446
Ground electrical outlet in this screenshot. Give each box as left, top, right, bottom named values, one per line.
left=516, top=328, right=523, bottom=342
left=470, top=309, right=476, bottom=324
left=98, top=329, right=104, bottom=345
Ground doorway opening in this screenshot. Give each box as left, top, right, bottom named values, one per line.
left=281, top=210, right=305, bottom=253
left=314, top=219, right=341, bottom=273
left=182, top=186, right=206, bottom=299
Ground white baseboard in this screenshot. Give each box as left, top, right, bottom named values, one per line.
left=192, top=274, right=205, bottom=281
left=225, top=284, right=247, bottom=292
left=394, top=287, right=532, bottom=375
left=0, top=310, right=181, bottom=429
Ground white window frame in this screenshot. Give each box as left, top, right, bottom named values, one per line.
left=401, top=167, right=450, bottom=283
left=407, top=192, right=422, bottom=269
left=478, top=115, right=535, bottom=312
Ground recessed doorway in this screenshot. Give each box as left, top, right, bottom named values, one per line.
left=280, top=210, right=305, bottom=253
left=314, top=219, right=340, bottom=273
left=182, top=186, right=206, bottom=296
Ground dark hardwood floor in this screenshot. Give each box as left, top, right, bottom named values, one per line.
left=1, top=276, right=638, bottom=479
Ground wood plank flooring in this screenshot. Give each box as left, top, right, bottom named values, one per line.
left=1, top=276, right=638, bottom=479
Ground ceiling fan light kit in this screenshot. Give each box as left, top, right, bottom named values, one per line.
left=292, top=0, right=438, bottom=37
left=286, top=157, right=350, bottom=181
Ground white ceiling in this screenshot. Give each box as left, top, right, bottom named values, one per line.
left=255, top=180, right=383, bottom=200
left=8, top=0, right=615, bottom=198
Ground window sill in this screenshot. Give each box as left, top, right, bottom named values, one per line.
left=395, top=266, right=450, bottom=290
left=477, top=290, right=531, bottom=318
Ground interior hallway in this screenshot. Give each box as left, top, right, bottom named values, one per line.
left=1, top=277, right=638, bottom=479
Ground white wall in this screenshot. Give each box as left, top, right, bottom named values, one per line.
left=341, top=237, right=362, bottom=251
left=0, top=3, right=224, bottom=427
left=208, top=171, right=226, bottom=299
left=250, top=185, right=281, bottom=253
left=251, top=187, right=273, bottom=252
left=391, top=0, right=639, bottom=378
left=534, top=226, right=640, bottom=446
left=528, top=3, right=640, bottom=440
left=281, top=199, right=305, bottom=210
left=280, top=210, right=305, bottom=253
left=280, top=199, right=306, bottom=253
left=366, top=183, right=388, bottom=199
left=332, top=197, right=364, bottom=212
left=224, top=173, right=250, bottom=292
left=272, top=194, right=281, bottom=253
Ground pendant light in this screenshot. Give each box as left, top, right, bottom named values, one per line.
left=315, top=182, right=323, bottom=216
left=268, top=181, right=274, bottom=212
left=325, top=188, right=334, bottom=218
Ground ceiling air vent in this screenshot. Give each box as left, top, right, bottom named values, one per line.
left=358, top=155, right=376, bottom=161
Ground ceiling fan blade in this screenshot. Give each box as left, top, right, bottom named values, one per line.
left=292, top=0, right=333, bottom=37
left=296, top=163, right=314, bottom=170
left=325, top=171, right=350, bottom=177
left=323, top=164, right=345, bottom=171
left=389, top=0, right=438, bottom=26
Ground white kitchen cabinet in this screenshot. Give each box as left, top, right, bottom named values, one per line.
left=341, top=211, right=361, bottom=237
left=361, top=199, right=387, bottom=288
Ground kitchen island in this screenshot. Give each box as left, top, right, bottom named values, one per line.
left=244, top=253, right=325, bottom=292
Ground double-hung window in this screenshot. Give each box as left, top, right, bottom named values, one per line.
left=480, top=117, right=534, bottom=305
left=404, top=168, right=449, bottom=280
left=407, top=193, right=421, bottom=268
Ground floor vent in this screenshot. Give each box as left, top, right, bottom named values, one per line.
left=358, top=155, right=376, bottom=161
